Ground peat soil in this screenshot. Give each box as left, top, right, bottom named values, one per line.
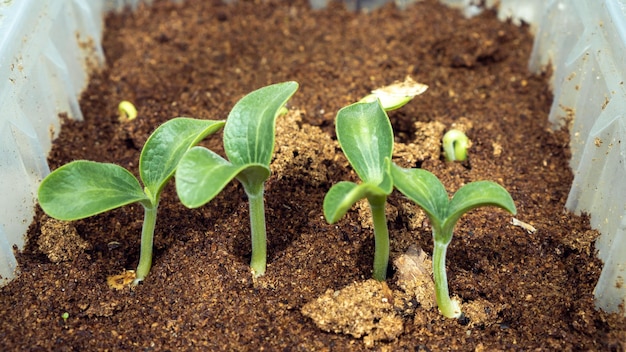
left=1, top=0, right=625, bottom=350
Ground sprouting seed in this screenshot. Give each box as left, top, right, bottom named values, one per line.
left=118, top=100, right=138, bottom=121
left=442, top=129, right=470, bottom=162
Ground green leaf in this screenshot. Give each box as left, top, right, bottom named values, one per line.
left=359, top=76, right=429, bottom=111
left=443, top=181, right=517, bottom=234
left=175, top=146, right=246, bottom=208
left=360, top=94, right=413, bottom=112
left=38, top=160, right=148, bottom=221
left=224, top=81, right=299, bottom=167
left=336, top=100, right=393, bottom=185
left=140, top=118, right=225, bottom=201
left=323, top=181, right=389, bottom=224
left=323, top=181, right=362, bottom=223
left=390, top=163, right=448, bottom=227
left=378, top=157, right=394, bottom=195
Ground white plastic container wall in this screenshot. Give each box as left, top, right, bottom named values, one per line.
left=0, top=0, right=624, bottom=316
left=0, top=0, right=152, bottom=285
left=0, top=0, right=98, bottom=285
left=528, top=0, right=626, bottom=316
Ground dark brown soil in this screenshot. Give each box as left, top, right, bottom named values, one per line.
left=1, top=0, right=625, bottom=350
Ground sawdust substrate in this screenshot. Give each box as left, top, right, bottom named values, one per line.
left=1, top=0, right=625, bottom=350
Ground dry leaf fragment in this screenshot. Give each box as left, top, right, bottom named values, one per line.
left=511, top=217, right=537, bottom=234
left=371, top=76, right=428, bottom=97
left=393, top=245, right=436, bottom=310
left=107, top=270, right=136, bottom=290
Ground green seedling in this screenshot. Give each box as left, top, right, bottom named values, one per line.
left=175, top=82, right=299, bottom=277
left=38, top=118, right=225, bottom=285
left=323, top=100, right=394, bottom=281
left=442, top=129, right=470, bottom=162
left=391, top=163, right=516, bottom=318
left=61, top=312, right=69, bottom=322
left=359, top=76, right=428, bottom=111
left=118, top=100, right=138, bottom=121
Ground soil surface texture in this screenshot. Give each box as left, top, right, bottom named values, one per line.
left=1, top=0, right=625, bottom=350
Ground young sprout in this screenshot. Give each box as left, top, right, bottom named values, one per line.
left=118, top=100, right=138, bottom=121
left=278, top=106, right=289, bottom=116
left=61, top=312, right=69, bottom=322
left=391, top=163, right=516, bottom=318
left=359, top=76, right=428, bottom=111
left=323, top=100, right=394, bottom=281
left=38, top=118, right=225, bottom=285
left=175, top=82, right=299, bottom=278
left=442, top=129, right=470, bottom=162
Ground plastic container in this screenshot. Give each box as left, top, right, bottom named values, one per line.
left=0, top=0, right=624, bottom=315
left=0, top=0, right=102, bottom=285
left=446, top=0, right=626, bottom=317
left=528, top=0, right=626, bottom=315
left=0, top=0, right=147, bottom=285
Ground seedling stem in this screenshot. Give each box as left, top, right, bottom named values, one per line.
left=135, top=203, right=158, bottom=283
left=369, top=195, right=390, bottom=281
left=247, top=188, right=268, bottom=277
left=432, top=240, right=461, bottom=318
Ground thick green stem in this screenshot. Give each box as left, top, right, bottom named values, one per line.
left=369, top=196, right=389, bottom=281
left=134, top=203, right=158, bottom=285
left=246, top=187, right=267, bottom=277
left=432, top=239, right=461, bottom=318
